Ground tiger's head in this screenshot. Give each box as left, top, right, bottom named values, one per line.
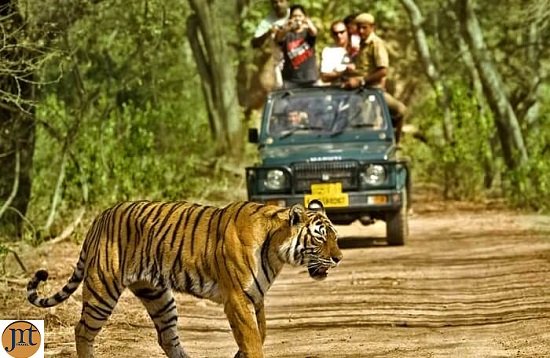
left=279, top=200, right=343, bottom=280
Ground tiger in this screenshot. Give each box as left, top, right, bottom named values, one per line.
left=27, top=199, right=342, bottom=358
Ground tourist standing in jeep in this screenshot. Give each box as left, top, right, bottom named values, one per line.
left=319, top=20, right=355, bottom=86
left=343, top=13, right=407, bottom=143
left=275, top=5, right=319, bottom=89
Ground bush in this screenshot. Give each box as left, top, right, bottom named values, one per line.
left=29, top=93, right=243, bottom=236
left=505, top=98, right=550, bottom=211
left=405, top=83, right=499, bottom=200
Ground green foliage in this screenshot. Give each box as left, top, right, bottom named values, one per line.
left=507, top=157, right=550, bottom=212
left=405, top=81, right=499, bottom=200
left=505, top=89, right=550, bottom=211
left=2, top=0, right=549, bottom=242
left=28, top=104, right=248, bottom=236
left=22, top=0, right=245, bottom=235
left=407, top=79, right=550, bottom=211
left=30, top=92, right=230, bottom=224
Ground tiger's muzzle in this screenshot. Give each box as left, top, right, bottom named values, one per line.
left=307, top=255, right=341, bottom=281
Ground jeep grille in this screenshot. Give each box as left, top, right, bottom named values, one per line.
left=292, top=161, right=358, bottom=193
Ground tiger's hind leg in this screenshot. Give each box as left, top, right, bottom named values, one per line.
left=130, top=283, right=189, bottom=358
left=76, top=279, right=124, bottom=357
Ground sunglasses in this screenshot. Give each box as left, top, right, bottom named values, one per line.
left=332, top=29, right=347, bottom=36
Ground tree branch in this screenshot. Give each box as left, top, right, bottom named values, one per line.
left=0, top=146, right=19, bottom=221
left=400, top=0, right=454, bottom=143
left=43, top=150, right=67, bottom=232
left=454, top=0, right=528, bottom=168
left=47, top=207, right=85, bottom=244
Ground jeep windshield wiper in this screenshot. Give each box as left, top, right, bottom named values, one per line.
left=351, top=123, right=375, bottom=128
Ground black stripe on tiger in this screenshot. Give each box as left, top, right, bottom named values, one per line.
left=169, top=205, right=196, bottom=283
left=248, top=202, right=265, bottom=217
left=78, top=319, right=102, bottom=333
left=116, top=202, right=141, bottom=275
left=189, top=205, right=210, bottom=256
left=169, top=204, right=191, bottom=251
left=84, top=302, right=112, bottom=317
left=151, top=298, right=176, bottom=319
left=146, top=202, right=182, bottom=270
left=82, top=308, right=107, bottom=322
left=260, top=231, right=276, bottom=284
left=246, top=262, right=264, bottom=298
left=202, top=207, right=221, bottom=272
left=85, top=280, right=116, bottom=313
left=155, top=222, right=174, bottom=269
left=139, top=203, right=170, bottom=274
left=133, top=287, right=166, bottom=301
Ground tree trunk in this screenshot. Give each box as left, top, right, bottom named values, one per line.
left=186, top=0, right=243, bottom=158
left=517, top=7, right=545, bottom=129
left=454, top=0, right=528, bottom=169
left=0, top=0, right=36, bottom=238
left=446, top=8, right=497, bottom=189
left=400, top=0, right=454, bottom=144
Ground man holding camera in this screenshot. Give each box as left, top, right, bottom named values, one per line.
left=275, top=5, right=318, bottom=89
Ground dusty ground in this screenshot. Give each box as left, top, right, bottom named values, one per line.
left=1, top=195, right=550, bottom=357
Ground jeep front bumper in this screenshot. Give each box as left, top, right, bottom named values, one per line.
left=248, top=188, right=405, bottom=212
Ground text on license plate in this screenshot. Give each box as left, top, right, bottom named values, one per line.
left=304, top=183, right=349, bottom=208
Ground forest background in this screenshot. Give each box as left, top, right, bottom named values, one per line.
left=0, top=0, right=548, bottom=247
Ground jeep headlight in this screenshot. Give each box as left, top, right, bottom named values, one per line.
left=264, top=169, right=287, bottom=190
left=362, top=164, right=386, bottom=185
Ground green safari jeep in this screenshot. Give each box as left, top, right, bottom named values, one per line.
left=246, top=87, right=410, bottom=246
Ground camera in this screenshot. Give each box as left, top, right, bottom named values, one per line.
left=289, top=20, right=302, bottom=30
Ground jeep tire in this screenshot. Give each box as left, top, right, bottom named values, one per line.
left=386, top=187, right=408, bottom=246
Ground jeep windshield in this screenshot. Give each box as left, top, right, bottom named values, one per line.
left=266, top=89, right=388, bottom=139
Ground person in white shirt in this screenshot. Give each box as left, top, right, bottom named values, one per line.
left=320, top=20, right=356, bottom=86
left=251, top=0, right=290, bottom=89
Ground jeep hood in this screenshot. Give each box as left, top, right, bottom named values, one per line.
left=260, top=142, right=395, bottom=166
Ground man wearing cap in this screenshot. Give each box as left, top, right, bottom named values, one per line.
left=343, top=12, right=407, bottom=143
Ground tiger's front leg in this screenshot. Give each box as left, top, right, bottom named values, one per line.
left=233, top=301, right=266, bottom=358
left=255, top=301, right=267, bottom=344
left=225, top=292, right=264, bottom=358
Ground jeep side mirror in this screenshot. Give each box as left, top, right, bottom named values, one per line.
left=248, top=128, right=259, bottom=143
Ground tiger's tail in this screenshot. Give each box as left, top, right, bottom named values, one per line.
left=27, top=251, right=86, bottom=308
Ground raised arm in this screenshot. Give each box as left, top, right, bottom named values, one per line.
left=303, top=17, right=317, bottom=37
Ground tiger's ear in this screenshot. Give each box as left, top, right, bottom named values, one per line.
left=289, top=204, right=307, bottom=226
left=307, top=199, right=325, bottom=213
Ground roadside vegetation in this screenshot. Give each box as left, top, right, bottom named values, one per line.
left=1, top=0, right=548, bottom=255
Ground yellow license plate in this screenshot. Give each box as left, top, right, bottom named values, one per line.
left=304, top=183, right=349, bottom=208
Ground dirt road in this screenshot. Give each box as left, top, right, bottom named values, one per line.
left=1, top=201, right=550, bottom=357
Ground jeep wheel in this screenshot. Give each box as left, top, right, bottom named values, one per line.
left=386, top=188, right=408, bottom=246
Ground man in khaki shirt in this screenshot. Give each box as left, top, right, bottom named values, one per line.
left=343, top=13, right=407, bottom=143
